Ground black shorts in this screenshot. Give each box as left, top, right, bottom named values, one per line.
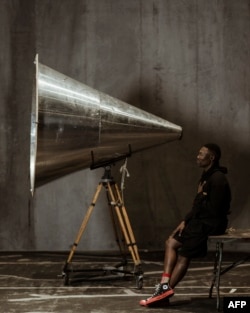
left=173, top=219, right=224, bottom=258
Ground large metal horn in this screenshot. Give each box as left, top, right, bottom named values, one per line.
left=30, top=54, right=182, bottom=194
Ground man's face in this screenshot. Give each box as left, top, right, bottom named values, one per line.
left=196, top=146, right=214, bottom=169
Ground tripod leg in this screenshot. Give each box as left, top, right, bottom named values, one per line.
left=107, top=182, right=141, bottom=266
left=63, top=182, right=103, bottom=273
left=114, top=184, right=141, bottom=263
left=121, top=205, right=141, bottom=262
left=115, top=184, right=141, bottom=265
left=106, top=189, right=127, bottom=259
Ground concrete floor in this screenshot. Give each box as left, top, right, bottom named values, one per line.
left=0, top=251, right=249, bottom=313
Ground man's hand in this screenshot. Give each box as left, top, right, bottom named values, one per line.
left=171, top=221, right=185, bottom=237
left=197, top=181, right=206, bottom=194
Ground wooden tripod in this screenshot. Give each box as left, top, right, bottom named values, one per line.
left=62, top=166, right=143, bottom=288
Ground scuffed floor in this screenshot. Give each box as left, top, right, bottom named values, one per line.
left=0, top=251, right=249, bottom=312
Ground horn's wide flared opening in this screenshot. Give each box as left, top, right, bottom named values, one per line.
left=30, top=54, right=39, bottom=195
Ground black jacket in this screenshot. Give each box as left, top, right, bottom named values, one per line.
left=184, top=165, right=231, bottom=229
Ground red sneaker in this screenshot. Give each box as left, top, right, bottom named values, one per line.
left=139, top=283, right=174, bottom=306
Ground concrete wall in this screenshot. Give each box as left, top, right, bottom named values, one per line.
left=0, top=0, right=249, bottom=252
left=0, top=0, right=35, bottom=249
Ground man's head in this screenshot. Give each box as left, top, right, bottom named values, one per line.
left=197, top=143, right=221, bottom=170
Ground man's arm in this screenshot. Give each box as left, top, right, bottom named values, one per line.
left=171, top=220, right=185, bottom=237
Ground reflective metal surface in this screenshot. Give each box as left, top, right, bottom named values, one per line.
left=30, top=55, right=182, bottom=193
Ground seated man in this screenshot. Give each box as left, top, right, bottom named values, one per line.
left=140, top=143, right=231, bottom=307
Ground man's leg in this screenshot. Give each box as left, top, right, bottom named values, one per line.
left=169, top=255, right=190, bottom=288
left=139, top=237, right=182, bottom=306
left=161, top=236, right=183, bottom=283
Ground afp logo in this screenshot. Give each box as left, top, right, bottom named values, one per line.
left=224, top=297, right=249, bottom=313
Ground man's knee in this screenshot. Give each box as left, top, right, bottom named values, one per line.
left=165, top=236, right=180, bottom=250
left=165, top=237, right=171, bottom=249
